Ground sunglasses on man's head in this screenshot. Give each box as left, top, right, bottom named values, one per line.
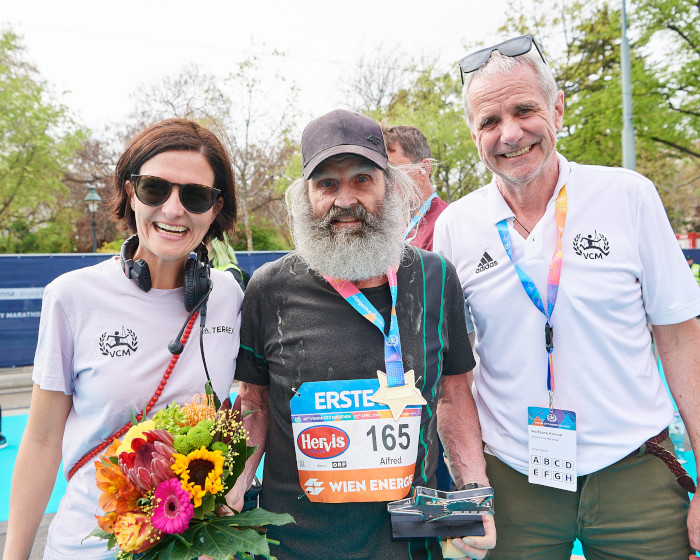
left=130, top=175, right=221, bottom=214
left=458, top=35, right=547, bottom=84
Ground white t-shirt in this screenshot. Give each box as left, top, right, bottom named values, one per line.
left=32, top=257, right=243, bottom=559
left=434, top=153, right=700, bottom=476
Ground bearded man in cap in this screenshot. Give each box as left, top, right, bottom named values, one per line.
left=228, top=109, right=496, bottom=560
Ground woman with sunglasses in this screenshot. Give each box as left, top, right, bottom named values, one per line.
left=4, top=119, right=243, bottom=559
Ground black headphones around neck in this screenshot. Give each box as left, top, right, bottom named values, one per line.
left=120, top=234, right=211, bottom=312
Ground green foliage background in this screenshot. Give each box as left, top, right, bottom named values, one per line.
left=0, top=29, right=86, bottom=252
left=1, top=0, right=698, bottom=253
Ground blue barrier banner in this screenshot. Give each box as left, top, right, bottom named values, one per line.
left=684, top=249, right=700, bottom=262
left=0, top=251, right=288, bottom=368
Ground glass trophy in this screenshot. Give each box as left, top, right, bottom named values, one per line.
left=387, top=485, right=494, bottom=539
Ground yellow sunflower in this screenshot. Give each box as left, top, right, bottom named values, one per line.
left=171, top=447, right=224, bottom=507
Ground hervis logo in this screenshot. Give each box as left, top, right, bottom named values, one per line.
left=297, top=426, right=349, bottom=459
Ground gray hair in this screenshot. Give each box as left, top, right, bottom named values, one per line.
left=462, top=49, right=558, bottom=130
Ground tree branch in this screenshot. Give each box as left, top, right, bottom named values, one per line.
left=649, top=137, right=700, bottom=159
left=666, top=23, right=699, bottom=53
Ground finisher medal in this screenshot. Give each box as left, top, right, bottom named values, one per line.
left=371, top=369, right=426, bottom=421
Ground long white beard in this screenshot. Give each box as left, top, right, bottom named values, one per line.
left=292, top=189, right=406, bottom=281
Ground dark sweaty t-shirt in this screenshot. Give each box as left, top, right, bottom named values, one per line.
left=235, top=246, right=475, bottom=560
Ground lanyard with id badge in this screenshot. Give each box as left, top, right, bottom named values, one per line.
left=496, top=187, right=578, bottom=492
left=290, top=269, right=426, bottom=503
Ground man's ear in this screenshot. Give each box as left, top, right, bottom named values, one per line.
left=554, top=90, right=565, bottom=131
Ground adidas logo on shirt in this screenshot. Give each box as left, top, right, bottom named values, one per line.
left=475, top=251, right=498, bottom=274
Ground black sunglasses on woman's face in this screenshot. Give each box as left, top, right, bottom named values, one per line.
left=130, top=174, right=221, bottom=214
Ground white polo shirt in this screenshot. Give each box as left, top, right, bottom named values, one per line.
left=434, top=153, right=700, bottom=476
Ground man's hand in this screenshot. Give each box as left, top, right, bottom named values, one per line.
left=437, top=373, right=488, bottom=487
left=653, top=319, right=700, bottom=558
left=217, top=382, right=269, bottom=516
left=441, top=515, right=496, bottom=559
left=221, top=476, right=247, bottom=514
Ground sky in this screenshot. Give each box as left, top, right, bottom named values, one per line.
left=2, top=0, right=509, bottom=133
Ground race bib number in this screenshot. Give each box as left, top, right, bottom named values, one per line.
left=291, top=379, right=422, bottom=503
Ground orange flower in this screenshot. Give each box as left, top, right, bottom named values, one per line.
left=113, top=511, right=162, bottom=553
left=96, top=511, right=119, bottom=533
left=182, top=393, right=216, bottom=425
left=95, top=453, right=141, bottom=514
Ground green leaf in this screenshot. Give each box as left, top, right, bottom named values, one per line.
left=130, top=409, right=139, bottom=426
left=174, top=533, right=193, bottom=546
left=82, top=527, right=111, bottom=544
left=226, top=508, right=295, bottom=528
left=224, top=438, right=257, bottom=492
left=201, top=492, right=217, bottom=515
left=171, top=524, right=269, bottom=560
left=155, top=539, right=176, bottom=560
left=205, top=380, right=221, bottom=410
left=241, top=409, right=258, bottom=420
left=137, top=497, right=151, bottom=508
left=134, top=511, right=293, bottom=560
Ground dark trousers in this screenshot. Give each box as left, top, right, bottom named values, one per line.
left=485, top=437, right=691, bottom=559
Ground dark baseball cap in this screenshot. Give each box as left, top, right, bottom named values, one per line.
left=301, top=109, right=388, bottom=179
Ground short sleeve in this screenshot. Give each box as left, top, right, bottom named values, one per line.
left=636, top=178, right=700, bottom=324
left=441, top=259, right=476, bottom=375
left=234, top=272, right=270, bottom=385
left=433, top=211, right=453, bottom=263
left=32, top=282, right=75, bottom=394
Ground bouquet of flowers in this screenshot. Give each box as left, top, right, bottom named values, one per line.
left=87, top=385, right=292, bottom=559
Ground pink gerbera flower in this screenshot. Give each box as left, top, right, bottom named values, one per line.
left=151, top=478, right=194, bottom=534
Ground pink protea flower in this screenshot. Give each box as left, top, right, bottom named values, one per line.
left=119, top=428, right=177, bottom=492
left=151, top=478, right=194, bottom=534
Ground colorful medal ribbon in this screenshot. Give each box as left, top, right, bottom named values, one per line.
left=403, top=192, right=438, bottom=239
left=325, top=269, right=405, bottom=388
left=496, top=187, right=567, bottom=407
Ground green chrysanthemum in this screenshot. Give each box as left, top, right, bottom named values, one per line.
left=211, top=441, right=228, bottom=454
left=198, top=419, right=215, bottom=432
left=187, top=425, right=213, bottom=449
left=173, top=434, right=193, bottom=455
left=152, top=402, right=189, bottom=435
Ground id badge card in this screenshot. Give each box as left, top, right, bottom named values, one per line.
left=291, top=378, right=421, bottom=503
left=527, top=407, right=577, bottom=491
